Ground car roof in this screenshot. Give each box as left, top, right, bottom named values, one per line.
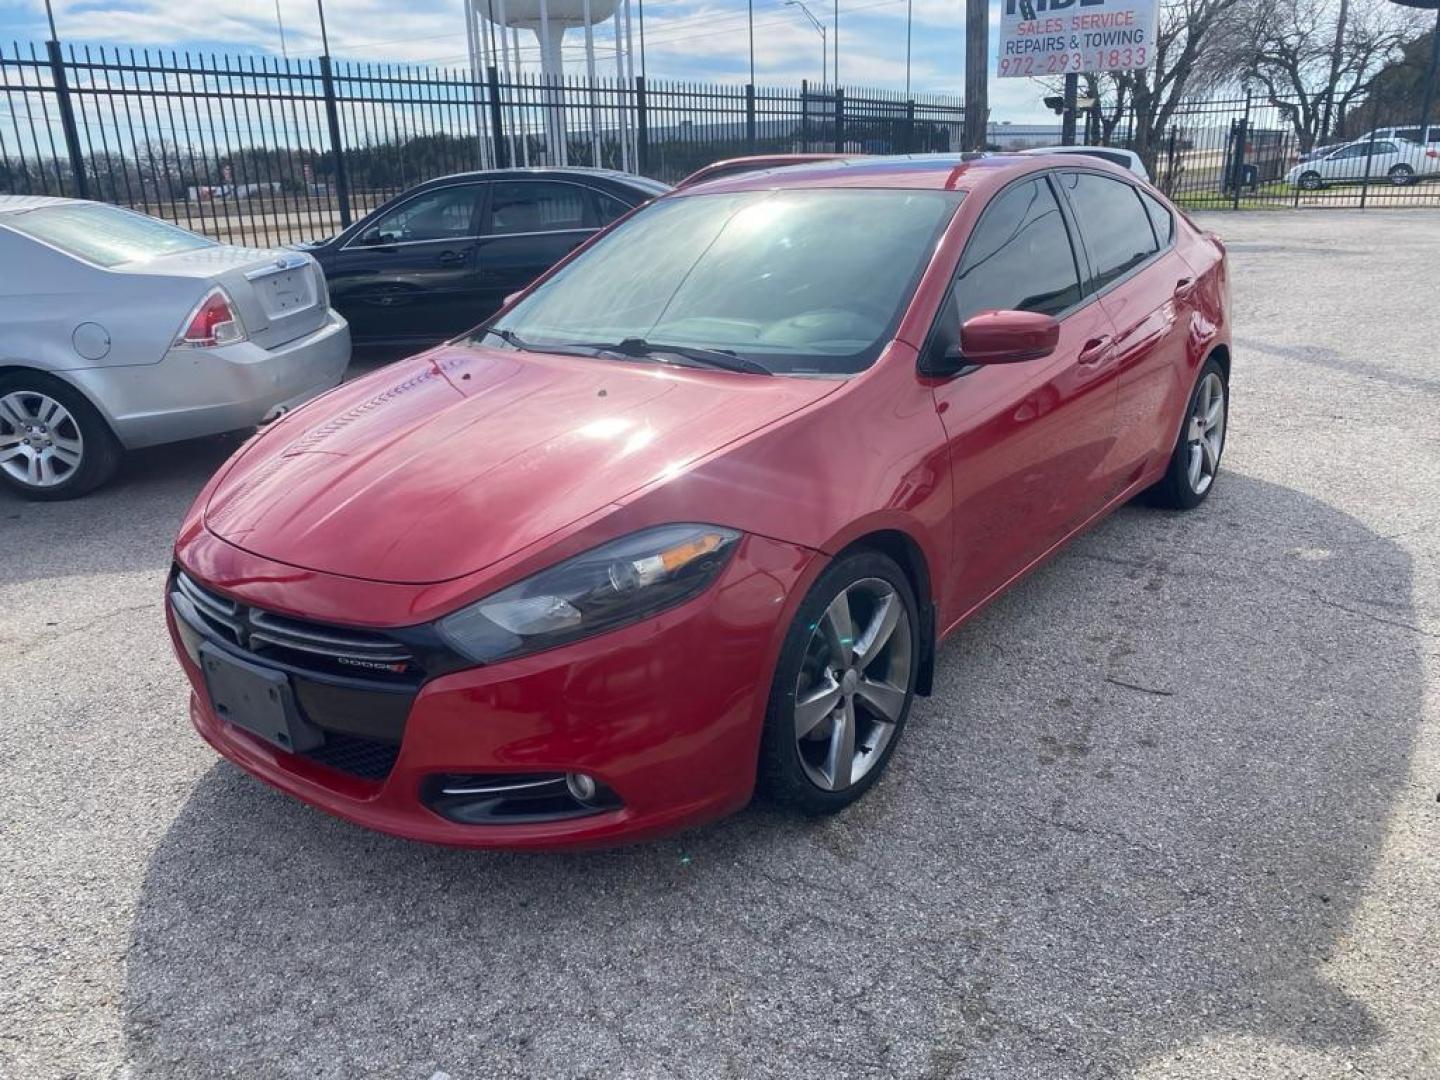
left=412, top=166, right=670, bottom=193
left=0, top=195, right=86, bottom=215
left=677, top=154, right=853, bottom=187
left=677, top=151, right=1137, bottom=195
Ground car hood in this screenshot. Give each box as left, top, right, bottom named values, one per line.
left=204, top=344, right=839, bottom=584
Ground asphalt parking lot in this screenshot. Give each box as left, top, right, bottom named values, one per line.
left=4, top=209, right=1438, bottom=1080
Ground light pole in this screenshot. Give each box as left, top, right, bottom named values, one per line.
left=905, top=0, right=912, bottom=98
left=786, top=0, right=827, bottom=87
left=749, top=0, right=755, bottom=85
left=833, top=0, right=839, bottom=87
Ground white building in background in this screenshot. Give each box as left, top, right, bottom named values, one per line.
left=465, top=0, right=639, bottom=170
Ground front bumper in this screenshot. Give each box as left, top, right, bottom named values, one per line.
left=169, top=531, right=818, bottom=850
left=73, top=310, right=351, bottom=449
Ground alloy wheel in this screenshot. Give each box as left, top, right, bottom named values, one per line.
left=1185, top=372, right=1226, bottom=496
left=0, top=390, right=85, bottom=489
left=792, top=577, right=913, bottom=792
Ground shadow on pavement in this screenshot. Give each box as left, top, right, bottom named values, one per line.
left=121, top=473, right=1422, bottom=1078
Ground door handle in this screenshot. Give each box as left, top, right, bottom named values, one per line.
left=1078, top=335, right=1113, bottom=366
left=1174, top=276, right=1198, bottom=300
left=438, top=250, right=466, bottom=265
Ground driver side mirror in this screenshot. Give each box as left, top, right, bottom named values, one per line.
left=922, top=308, right=1060, bottom=376
left=959, top=310, right=1060, bottom=365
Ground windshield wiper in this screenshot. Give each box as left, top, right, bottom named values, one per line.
left=578, top=338, right=773, bottom=376
left=477, top=326, right=530, bottom=350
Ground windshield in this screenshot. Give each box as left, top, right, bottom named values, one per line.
left=4, top=203, right=215, bottom=267
left=478, top=188, right=961, bottom=376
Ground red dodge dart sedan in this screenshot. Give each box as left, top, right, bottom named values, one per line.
left=169, top=153, right=1230, bottom=849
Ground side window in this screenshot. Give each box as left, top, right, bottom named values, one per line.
left=486, top=181, right=590, bottom=235
left=1331, top=144, right=1367, bottom=160
left=954, top=178, right=1083, bottom=324
left=1058, top=172, right=1158, bottom=289
left=1393, top=128, right=1421, bottom=142
left=1139, top=190, right=1173, bottom=247
left=590, top=189, right=634, bottom=226
left=1373, top=140, right=1399, bottom=154
left=364, top=185, right=477, bottom=243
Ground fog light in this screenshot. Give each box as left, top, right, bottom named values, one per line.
left=565, top=772, right=598, bottom=803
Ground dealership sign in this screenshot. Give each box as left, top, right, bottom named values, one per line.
left=998, top=0, right=1158, bottom=78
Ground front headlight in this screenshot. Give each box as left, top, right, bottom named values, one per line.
left=436, top=524, right=741, bottom=663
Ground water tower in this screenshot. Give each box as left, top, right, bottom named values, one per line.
left=466, top=0, right=638, bottom=169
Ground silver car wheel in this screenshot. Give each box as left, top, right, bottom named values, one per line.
left=0, top=390, right=85, bottom=489
left=793, top=577, right=913, bottom=792
left=1185, top=372, right=1226, bottom=496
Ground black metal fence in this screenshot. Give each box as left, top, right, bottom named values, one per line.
left=1149, top=92, right=1440, bottom=210
left=0, top=40, right=965, bottom=246
left=4, top=39, right=1437, bottom=245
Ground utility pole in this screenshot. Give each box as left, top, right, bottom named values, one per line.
left=1061, top=72, right=1079, bottom=144
left=963, top=0, right=988, bottom=150
left=833, top=0, right=839, bottom=87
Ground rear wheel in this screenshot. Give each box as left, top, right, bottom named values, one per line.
left=1298, top=171, right=1323, bottom=191
left=1143, top=358, right=1228, bottom=511
left=0, top=372, right=121, bottom=500
left=1388, top=164, right=1414, bottom=186
left=758, top=550, right=920, bottom=815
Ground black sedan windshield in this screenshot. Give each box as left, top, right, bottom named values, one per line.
left=479, top=188, right=961, bottom=375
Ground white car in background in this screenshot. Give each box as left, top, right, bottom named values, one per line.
left=0, top=197, right=350, bottom=499
left=1286, top=137, right=1440, bottom=190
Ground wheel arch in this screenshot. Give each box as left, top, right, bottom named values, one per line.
left=0, top=363, right=123, bottom=441
left=832, top=528, right=936, bottom=697
left=1208, top=342, right=1230, bottom=382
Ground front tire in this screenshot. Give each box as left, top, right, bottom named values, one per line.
left=1298, top=171, right=1323, bottom=191
left=1143, top=358, right=1228, bottom=511
left=0, top=372, right=121, bottom=500
left=757, top=550, right=920, bottom=815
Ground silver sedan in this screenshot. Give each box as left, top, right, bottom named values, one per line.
left=0, top=197, right=350, bottom=499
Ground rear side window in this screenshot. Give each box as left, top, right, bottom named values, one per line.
left=1139, top=190, right=1173, bottom=246
left=590, top=189, right=634, bottom=225
left=1059, top=172, right=1158, bottom=289
left=487, top=181, right=589, bottom=235
left=4, top=203, right=214, bottom=267
left=364, top=185, right=478, bottom=244
left=954, top=178, right=1082, bottom=323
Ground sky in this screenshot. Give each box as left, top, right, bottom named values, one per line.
left=0, top=0, right=1060, bottom=122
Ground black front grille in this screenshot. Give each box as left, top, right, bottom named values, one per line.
left=173, top=570, right=419, bottom=683
left=170, top=569, right=468, bottom=783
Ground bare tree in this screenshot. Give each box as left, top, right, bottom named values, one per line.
left=1038, top=0, right=1249, bottom=167
left=1234, top=0, right=1423, bottom=150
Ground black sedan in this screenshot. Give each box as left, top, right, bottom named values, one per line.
left=302, top=168, right=669, bottom=350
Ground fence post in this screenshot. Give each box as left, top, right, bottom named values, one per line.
left=1230, top=91, right=1251, bottom=210
left=904, top=99, right=915, bottom=154
left=486, top=65, right=508, bottom=168
left=801, top=79, right=810, bottom=150
left=745, top=83, right=756, bottom=154
left=45, top=40, right=88, bottom=199
left=834, top=86, right=844, bottom=153
left=635, top=75, right=649, bottom=175
left=319, top=53, right=352, bottom=228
